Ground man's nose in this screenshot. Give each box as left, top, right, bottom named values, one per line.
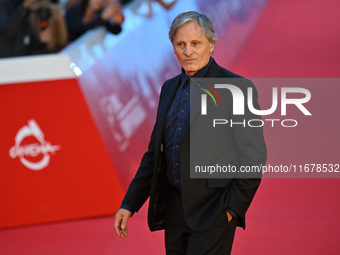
left=184, top=46, right=193, bottom=56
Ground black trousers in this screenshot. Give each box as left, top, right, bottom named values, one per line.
left=165, top=187, right=237, bottom=255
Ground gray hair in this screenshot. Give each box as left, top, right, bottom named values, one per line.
left=169, top=11, right=216, bottom=44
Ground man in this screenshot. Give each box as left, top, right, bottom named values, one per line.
left=114, top=11, right=267, bottom=254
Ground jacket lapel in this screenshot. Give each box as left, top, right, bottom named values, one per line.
left=156, top=76, right=182, bottom=138
left=188, top=59, right=221, bottom=126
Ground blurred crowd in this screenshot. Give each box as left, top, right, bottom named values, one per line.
left=0, top=0, right=177, bottom=59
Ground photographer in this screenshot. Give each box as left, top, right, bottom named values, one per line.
left=0, top=0, right=39, bottom=58
left=29, top=0, right=68, bottom=54
left=65, top=0, right=124, bottom=42
left=0, top=0, right=67, bottom=58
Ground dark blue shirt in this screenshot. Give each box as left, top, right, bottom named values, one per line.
left=163, top=57, right=213, bottom=187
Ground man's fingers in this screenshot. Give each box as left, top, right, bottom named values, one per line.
left=114, top=216, right=122, bottom=236
left=114, top=209, right=132, bottom=238
left=226, top=210, right=233, bottom=222
left=121, top=216, right=128, bottom=229
left=114, top=212, right=125, bottom=235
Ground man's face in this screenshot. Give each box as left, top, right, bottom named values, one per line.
left=172, top=21, right=214, bottom=76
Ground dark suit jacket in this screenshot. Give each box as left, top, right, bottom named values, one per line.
left=122, top=58, right=267, bottom=232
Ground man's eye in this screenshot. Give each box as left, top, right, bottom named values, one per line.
left=177, top=43, right=183, bottom=46
left=193, top=42, right=199, bottom=45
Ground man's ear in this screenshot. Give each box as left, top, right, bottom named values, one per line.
left=209, top=42, right=215, bottom=54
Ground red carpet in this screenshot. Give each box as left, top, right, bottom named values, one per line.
left=232, top=0, right=340, bottom=254
left=232, top=0, right=340, bottom=77
left=1, top=0, right=340, bottom=254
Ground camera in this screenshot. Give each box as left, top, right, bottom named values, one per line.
left=30, top=0, right=52, bottom=31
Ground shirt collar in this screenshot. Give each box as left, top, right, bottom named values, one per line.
left=180, top=57, right=213, bottom=88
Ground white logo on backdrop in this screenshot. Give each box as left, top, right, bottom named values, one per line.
left=9, top=119, right=61, bottom=171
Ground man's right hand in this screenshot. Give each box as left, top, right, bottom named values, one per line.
left=114, top=208, right=132, bottom=239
